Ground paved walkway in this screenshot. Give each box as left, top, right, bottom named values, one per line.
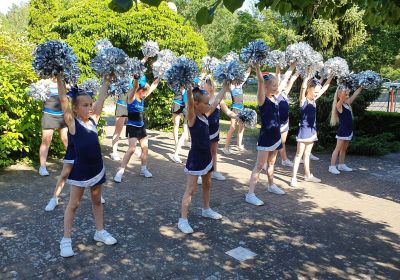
left=1, top=126, right=399, bottom=279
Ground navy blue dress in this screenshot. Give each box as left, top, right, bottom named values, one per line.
left=336, top=103, right=353, bottom=140
left=296, top=99, right=318, bottom=142
left=276, top=92, right=289, bottom=133
left=67, top=118, right=105, bottom=188
left=63, top=133, right=75, bottom=164
left=184, top=115, right=214, bottom=175
left=208, top=103, right=220, bottom=142
left=257, top=97, right=282, bottom=151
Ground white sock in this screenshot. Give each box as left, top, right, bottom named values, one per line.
left=179, top=218, right=188, bottom=223
left=61, top=237, right=71, bottom=242
left=141, top=165, right=147, bottom=171
left=117, top=168, right=125, bottom=174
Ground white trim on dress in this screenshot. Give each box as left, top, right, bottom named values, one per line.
left=197, top=115, right=209, bottom=126
left=257, top=139, right=282, bottom=151
left=280, top=122, right=289, bottom=133
left=336, top=132, right=353, bottom=141
left=209, top=129, right=220, bottom=140
left=63, top=159, right=74, bottom=164
left=67, top=166, right=105, bottom=188
left=296, top=133, right=318, bottom=142
left=184, top=161, right=213, bottom=176
left=76, top=118, right=98, bottom=134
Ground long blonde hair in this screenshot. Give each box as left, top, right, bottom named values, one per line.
left=330, top=86, right=353, bottom=126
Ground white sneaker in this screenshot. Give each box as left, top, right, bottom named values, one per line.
left=310, top=154, right=319, bottom=161
left=45, top=197, right=58, bottom=211
left=222, top=148, right=232, bottom=155
left=201, top=208, right=222, bottom=219
left=94, top=229, right=117, bottom=245
left=290, top=177, right=298, bottom=187
left=267, top=184, right=285, bottom=195
left=178, top=218, right=194, bottom=234
left=39, top=166, right=49, bottom=176
left=238, top=145, right=247, bottom=152
left=328, top=166, right=341, bottom=175
left=211, top=172, right=226, bottom=181
left=281, top=159, right=294, bottom=167
left=171, top=154, right=183, bottom=164
left=304, top=174, right=321, bottom=183
left=101, top=196, right=105, bottom=204
left=197, top=176, right=202, bottom=185
left=114, top=170, right=124, bottom=183
left=338, top=164, right=353, bottom=172
left=60, top=237, right=74, bottom=258
left=140, top=168, right=153, bottom=178
left=245, top=193, right=264, bottom=206
left=110, top=153, right=121, bottom=161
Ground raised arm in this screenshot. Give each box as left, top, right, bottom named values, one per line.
left=255, top=64, right=266, bottom=106
left=92, top=75, right=111, bottom=124
left=299, top=75, right=309, bottom=106
left=186, top=87, right=196, bottom=127
left=144, top=77, right=160, bottom=99
left=276, top=66, right=281, bottom=85
left=335, top=90, right=347, bottom=113
left=127, top=78, right=139, bottom=103
left=220, top=100, right=236, bottom=119
left=207, top=82, right=230, bottom=117
left=239, top=66, right=252, bottom=87
left=315, top=75, right=333, bottom=100
left=56, top=74, right=75, bottom=134
left=347, top=87, right=363, bottom=105
left=284, top=70, right=300, bottom=95
left=278, top=62, right=296, bottom=92
left=141, top=56, right=149, bottom=64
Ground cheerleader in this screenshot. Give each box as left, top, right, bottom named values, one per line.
left=171, top=87, right=190, bottom=148
left=223, top=67, right=252, bottom=154
left=290, top=71, right=333, bottom=187
left=170, top=87, right=189, bottom=164
left=113, top=76, right=160, bottom=182
left=178, top=82, right=230, bottom=234
left=329, top=85, right=363, bottom=174
left=56, top=73, right=116, bottom=258
left=38, top=78, right=68, bottom=176
left=245, top=65, right=285, bottom=206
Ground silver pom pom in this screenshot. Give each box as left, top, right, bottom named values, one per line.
left=212, top=60, right=246, bottom=84
left=141, top=40, right=159, bottom=58
left=80, top=78, right=100, bottom=95
left=201, top=56, right=221, bottom=73
left=355, top=70, right=382, bottom=89
left=264, top=50, right=287, bottom=68
left=95, top=39, right=113, bottom=53
left=126, top=57, right=147, bottom=77
left=295, top=49, right=324, bottom=78
left=152, top=49, right=177, bottom=79
left=109, top=76, right=131, bottom=99
left=237, top=108, right=257, bottom=128
left=339, top=73, right=359, bottom=91
left=321, top=57, right=349, bottom=79
left=223, top=51, right=240, bottom=63
left=27, top=80, right=51, bottom=101
left=240, top=40, right=269, bottom=65
left=165, top=56, right=200, bottom=93
left=32, top=40, right=80, bottom=84
left=90, top=47, right=129, bottom=78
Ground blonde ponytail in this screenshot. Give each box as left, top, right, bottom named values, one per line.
left=330, top=88, right=340, bottom=126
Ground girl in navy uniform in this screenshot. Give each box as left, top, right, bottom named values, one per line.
left=223, top=67, right=251, bottom=154
left=110, top=56, right=149, bottom=161
left=38, top=78, right=68, bottom=176
left=178, top=83, right=230, bottom=234
left=113, top=76, right=160, bottom=182
left=329, top=85, right=363, bottom=174
left=245, top=66, right=285, bottom=206
left=290, top=71, right=333, bottom=187
left=56, top=74, right=116, bottom=258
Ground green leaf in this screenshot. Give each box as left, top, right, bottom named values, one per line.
left=108, top=0, right=133, bottom=13
left=196, top=6, right=214, bottom=27
left=140, top=0, right=163, bottom=6
left=223, top=0, right=244, bottom=13
left=257, top=0, right=266, bottom=11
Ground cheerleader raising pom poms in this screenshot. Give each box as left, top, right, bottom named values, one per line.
left=178, top=82, right=230, bottom=234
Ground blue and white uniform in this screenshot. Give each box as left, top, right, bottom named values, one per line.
left=171, top=89, right=187, bottom=114
left=208, top=100, right=220, bottom=142
left=115, top=95, right=128, bottom=117
left=41, top=85, right=67, bottom=129
left=63, top=133, right=75, bottom=164
left=257, top=97, right=282, bottom=151
left=184, top=115, right=213, bottom=175
left=336, top=103, right=353, bottom=140
left=230, top=86, right=244, bottom=111
left=277, top=92, right=289, bottom=133
left=296, top=99, right=318, bottom=142
left=126, top=97, right=147, bottom=140
left=67, top=118, right=105, bottom=188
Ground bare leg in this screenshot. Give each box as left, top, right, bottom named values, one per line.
left=180, top=175, right=198, bottom=219
left=90, top=185, right=104, bottom=231
left=39, top=129, right=54, bottom=167
left=172, top=114, right=181, bottom=145
left=59, top=127, right=68, bottom=149
left=279, top=131, right=289, bottom=161
left=63, top=186, right=85, bottom=238
left=237, top=122, right=245, bottom=148
left=139, top=137, right=149, bottom=166
left=266, top=150, right=278, bottom=185
left=120, top=137, right=138, bottom=170
left=330, top=139, right=345, bottom=166
left=112, top=117, right=126, bottom=155
left=248, top=151, right=269, bottom=193
left=224, top=118, right=237, bottom=150
left=174, top=128, right=187, bottom=158
left=292, top=142, right=306, bottom=179
left=303, top=142, right=314, bottom=177
left=339, top=140, right=350, bottom=164
left=201, top=172, right=212, bottom=209
left=210, top=141, right=218, bottom=172
left=53, top=163, right=73, bottom=198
